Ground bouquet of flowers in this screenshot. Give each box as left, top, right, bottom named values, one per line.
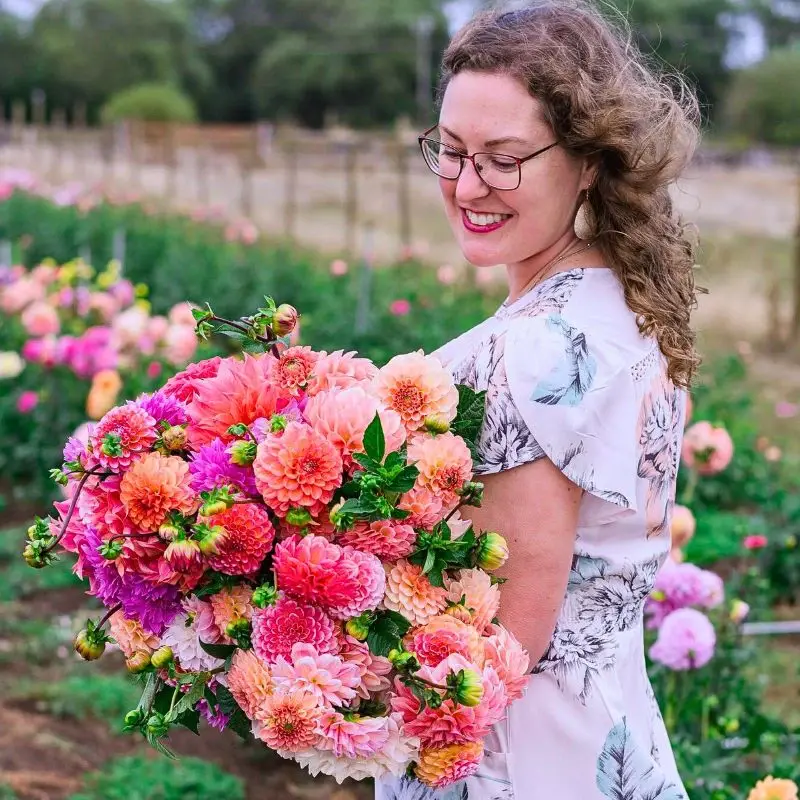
left=23, top=298, right=529, bottom=788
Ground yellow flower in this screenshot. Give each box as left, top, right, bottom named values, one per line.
left=747, top=776, right=798, bottom=800
left=135, top=282, right=149, bottom=298
left=135, top=298, right=151, bottom=314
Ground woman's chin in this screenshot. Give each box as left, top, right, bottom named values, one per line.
left=457, top=239, right=506, bottom=268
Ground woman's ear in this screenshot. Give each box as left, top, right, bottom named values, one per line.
left=579, top=159, right=598, bottom=194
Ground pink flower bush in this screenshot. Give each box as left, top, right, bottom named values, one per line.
left=744, top=534, right=768, bottom=550
left=645, top=561, right=724, bottom=629
left=649, top=608, right=716, bottom=670
left=21, top=300, right=60, bottom=336
left=681, top=421, right=734, bottom=475
left=16, top=390, right=38, bottom=413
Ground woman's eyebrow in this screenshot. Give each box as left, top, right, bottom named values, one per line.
left=439, top=125, right=533, bottom=149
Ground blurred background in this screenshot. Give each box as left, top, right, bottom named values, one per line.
left=0, top=1, right=799, bottom=799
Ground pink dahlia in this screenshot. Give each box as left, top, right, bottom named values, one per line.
left=306, top=349, right=378, bottom=396
left=408, top=432, right=473, bottom=508
left=303, top=385, right=406, bottom=471
left=275, top=346, right=319, bottom=393
left=339, top=635, right=392, bottom=699
left=398, top=484, right=444, bottom=530
left=682, top=421, right=734, bottom=475
left=271, top=642, right=361, bottom=706
left=108, top=611, right=160, bottom=658
left=383, top=560, right=448, bottom=627
left=645, top=562, right=725, bottom=629
left=162, top=355, right=223, bottom=404
left=372, top=352, right=458, bottom=434
left=119, top=452, right=198, bottom=532
left=89, top=402, right=158, bottom=471
left=187, top=354, right=289, bottom=448
left=319, top=711, right=391, bottom=760
left=484, top=623, right=530, bottom=702
left=254, top=689, right=323, bottom=753
left=446, top=568, right=501, bottom=634
left=337, top=519, right=417, bottom=561
left=252, top=596, right=339, bottom=664
left=649, top=607, right=716, bottom=670
left=407, top=614, right=485, bottom=668
left=253, top=422, right=343, bottom=517
left=203, top=503, right=275, bottom=576
left=327, top=547, right=386, bottom=620
left=227, top=648, right=273, bottom=719
left=209, top=585, right=253, bottom=639
left=416, top=741, right=483, bottom=789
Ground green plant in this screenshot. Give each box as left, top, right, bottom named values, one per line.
left=69, top=756, right=245, bottom=800
left=101, top=83, right=198, bottom=124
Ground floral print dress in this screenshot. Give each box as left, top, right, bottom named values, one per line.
left=376, top=268, right=688, bottom=800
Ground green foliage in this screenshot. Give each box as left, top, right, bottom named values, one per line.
left=0, top=785, right=19, bottom=800
left=724, top=48, right=800, bottom=146
left=101, top=83, right=198, bottom=124
left=69, top=756, right=245, bottom=800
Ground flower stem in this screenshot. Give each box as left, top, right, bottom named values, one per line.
left=98, top=602, right=123, bottom=630
left=46, top=470, right=96, bottom=553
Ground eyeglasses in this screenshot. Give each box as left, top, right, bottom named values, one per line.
left=418, top=125, right=559, bottom=191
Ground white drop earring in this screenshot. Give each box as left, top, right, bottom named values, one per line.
left=573, top=181, right=595, bottom=241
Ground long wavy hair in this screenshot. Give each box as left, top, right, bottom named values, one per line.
left=439, top=1, right=702, bottom=387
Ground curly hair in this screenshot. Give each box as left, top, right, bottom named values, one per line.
left=439, top=1, right=702, bottom=388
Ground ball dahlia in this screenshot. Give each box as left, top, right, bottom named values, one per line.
left=383, top=560, right=448, bottom=627
left=446, top=568, right=501, bottom=634
left=162, top=355, right=223, bottom=404
left=407, top=614, right=485, bottom=668
left=415, top=741, right=484, bottom=788
left=203, top=503, right=275, bottom=576
left=337, top=519, right=417, bottom=561
left=408, top=432, right=473, bottom=508
left=305, top=349, right=377, bottom=396
left=119, top=452, right=197, bottom=532
left=227, top=648, right=274, bottom=719
left=253, top=422, right=342, bottom=518
left=89, top=402, right=158, bottom=471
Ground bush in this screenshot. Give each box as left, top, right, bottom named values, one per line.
left=723, top=48, right=800, bottom=147
left=69, top=756, right=245, bottom=800
left=101, top=83, right=198, bottom=125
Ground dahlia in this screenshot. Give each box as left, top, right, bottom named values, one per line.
left=303, top=385, right=406, bottom=471
left=198, top=694, right=231, bottom=731
left=270, top=643, right=361, bottom=706
left=291, top=714, right=418, bottom=783
left=76, top=527, right=124, bottom=606
left=319, top=711, right=391, bottom=759
left=136, top=391, right=189, bottom=427
left=649, top=608, right=716, bottom=670
left=383, top=560, right=448, bottom=627
left=408, top=432, right=473, bottom=508
left=254, top=688, right=323, bottom=753
left=305, top=349, right=378, bottom=396
left=338, top=519, right=417, bottom=561
left=63, top=424, right=93, bottom=467
left=203, top=503, right=275, bottom=576
left=89, top=402, right=158, bottom=471
left=209, top=585, right=254, bottom=638
left=682, top=421, right=734, bottom=475
left=275, top=346, right=319, bottom=393
left=372, top=351, right=458, bottom=434
left=339, top=635, right=392, bottom=699
left=251, top=596, right=339, bottom=664
left=162, top=355, right=223, bottom=404
left=416, top=741, right=484, bottom=788
left=118, top=576, right=182, bottom=636
left=161, top=606, right=227, bottom=673
left=187, top=354, right=289, bottom=448
left=189, top=438, right=258, bottom=497
left=53, top=497, right=90, bottom=555
left=108, top=611, right=160, bottom=658
left=277, top=515, right=338, bottom=542
left=397, top=484, right=444, bottom=530
left=645, top=562, right=725, bottom=629
left=746, top=776, right=798, bottom=800
left=483, top=623, right=530, bottom=702
left=185, top=595, right=224, bottom=645
left=327, top=547, right=386, bottom=621
left=407, top=614, right=485, bottom=668
left=227, top=648, right=274, bottom=719
left=119, top=452, right=197, bottom=532
left=253, top=422, right=342, bottom=517
left=446, top=568, right=501, bottom=633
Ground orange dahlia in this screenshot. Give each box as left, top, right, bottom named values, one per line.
left=253, top=422, right=343, bottom=517
left=747, top=776, right=799, bottom=800
left=415, top=741, right=484, bottom=789
left=383, top=559, right=448, bottom=627
left=108, top=611, right=160, bottom=658
left=305, top=349, right=377, bottom=395
left=408, top=432, right=473, bottom=508
left=203, top=503, right=275, bottom=576
left=372, top=351, right=458, bottom=434
left=406, top=614, right=485, bottom=668
left=227, top=648, right=274, bottom=719
left=446, top=568, right=501, bottom=634
left=275, top=346, right=319, bottom=393
left=119, top=452, right=198, bottom=532
left=210, top=585, right=254, bottom=638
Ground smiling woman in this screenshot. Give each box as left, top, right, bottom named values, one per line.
left=378, top=2, right=701, bottom=799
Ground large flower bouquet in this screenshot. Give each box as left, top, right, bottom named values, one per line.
left=23, top=298, right=529, bottom=788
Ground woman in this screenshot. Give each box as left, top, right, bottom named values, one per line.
left=378, top=3, right=699, bottom=799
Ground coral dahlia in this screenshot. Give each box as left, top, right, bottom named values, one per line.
left=89, top=402, right=158, bottom=471
left=203, top=503, right=275, bottom=576
left=407, top=614, right=485, bottom=668
left=397, top=484, right=444, bottom=530
left=446, top=568, right=501, bottom=634
left=415, top=741, right=484, bottom=788
left=253, top=422, right=342, bottom=517
left=408, top=432, right=473, bottom=508
left=747, top=776, right=798, bottom=800
left=270, top=643, right=361, bottom=707
left=275, top=346, right=319, bottom=393
left=383, top=560, right=448, bottom=627
left=119, top=452, right=198, bottom=532
left=227, top=648, right=274, bottom=719
left=337, top=519, right=417, bottom=561
left=305, top=349, right=377, bottom=396
left=162, top=355, right=223, bottom=404
left=254, top=689, right=323, bottom=753
left=483, top=623, right=530, bottom=702
left=108, top=611, right=160, bottom=658
left=209, top=585, right=254, bottom=638
left=319, top=711, right=391, bottom=760
left=339, top=635, right=392, bottom=699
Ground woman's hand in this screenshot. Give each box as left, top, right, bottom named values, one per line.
left=461, top=458, right=582, bottom=665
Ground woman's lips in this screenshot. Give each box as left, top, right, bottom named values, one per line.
left=461, top=208, right=512, bottom=234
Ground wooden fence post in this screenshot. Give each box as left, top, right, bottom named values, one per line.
left=283, top=141, right=298, bottom=240
left=344, top=141, right=359, bottom=256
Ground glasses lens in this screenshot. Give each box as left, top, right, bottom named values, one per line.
left=474, top=152, right=521, bottom=190
left=421, top=136, right=463, bottom=179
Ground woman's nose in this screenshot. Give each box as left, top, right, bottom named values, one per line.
left=454, top=158, right=491, bottom=204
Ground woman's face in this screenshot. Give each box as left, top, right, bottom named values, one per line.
left=437, top=71, right=592, bottom=269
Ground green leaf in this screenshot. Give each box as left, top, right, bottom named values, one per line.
left=215, top=685, right=252, bottom=741
left=451, top=385, right=487, bottom=460
left=382, top=451, right=405, bottom=471
left=352, top=452, right=380, bottom=471
left=199, top=640, right=237, bottom=659
left=422, top=549, right=436, bottom=575
left=386, top=466, right=419, bottom=494
left=214, top=684, right=240, bottom=717
left=362, top=413, right=386, bottom=463
left=427, top=567, right=445, bottom=588
left=176, top=707, right=201, bottom=735
left=366, top=609, right=412, bottom=657
left=137, top=673, right=159, bottom=714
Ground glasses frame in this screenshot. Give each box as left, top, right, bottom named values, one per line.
left=417, top=125, right=559, bottom=191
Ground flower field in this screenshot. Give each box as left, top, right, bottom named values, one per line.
left=0, top=175, right=799, bottom=799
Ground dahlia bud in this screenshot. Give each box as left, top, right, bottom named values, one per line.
left=476, top=532, right=509, bottom=571
left=158, top=521, right=182, bottom=541
left=123, top=709, right=145, bottom=731
left=272, top=304, right=298, bottom=337
left=49, top=468, right=69, bottom=486
left=451, top=669, right=484, bottom=707
left=145, top=711, right=169, bottom=738
left=27, top=517, right=53, bottom=542
left=444, top=603, right=474, bottom=625
left=195, top=523, right=228, bottom=556
left=226, top=618, right=252, bottom=648
left=285, top=507, right=313, bottom=528
left=423, top=414, right=450, bottom=435
left=227, top=423, right=250, bottom=438
left=345, top=613, right=372, bottom=642
left=22, top=542, right=55, bottom=569
left=99, top=538, right=124, bottom=560
left=252, top=584, right=278, bottom=609
left=74, top=628, right=107, bottom=661
left=164, top=538, right=202, bottom=572
left=730, top=599, right=750, bottom=624
left=458, top=481, right=484, bottom=508
left=161, top=425, right=187, bottom=452
left=151, top=646, right=174, bottom=669
left=229, top=439, right=257, bottom=466
left=125, top=650, right=152, bottom=674
left=200, top=498, right=228, bottom=517
left=388, top=649, right=418, bottom=672
left=270, top=413, right=288, bottom=434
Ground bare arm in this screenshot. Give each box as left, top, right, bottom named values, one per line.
left=461, top=458, right=582, bottom=665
